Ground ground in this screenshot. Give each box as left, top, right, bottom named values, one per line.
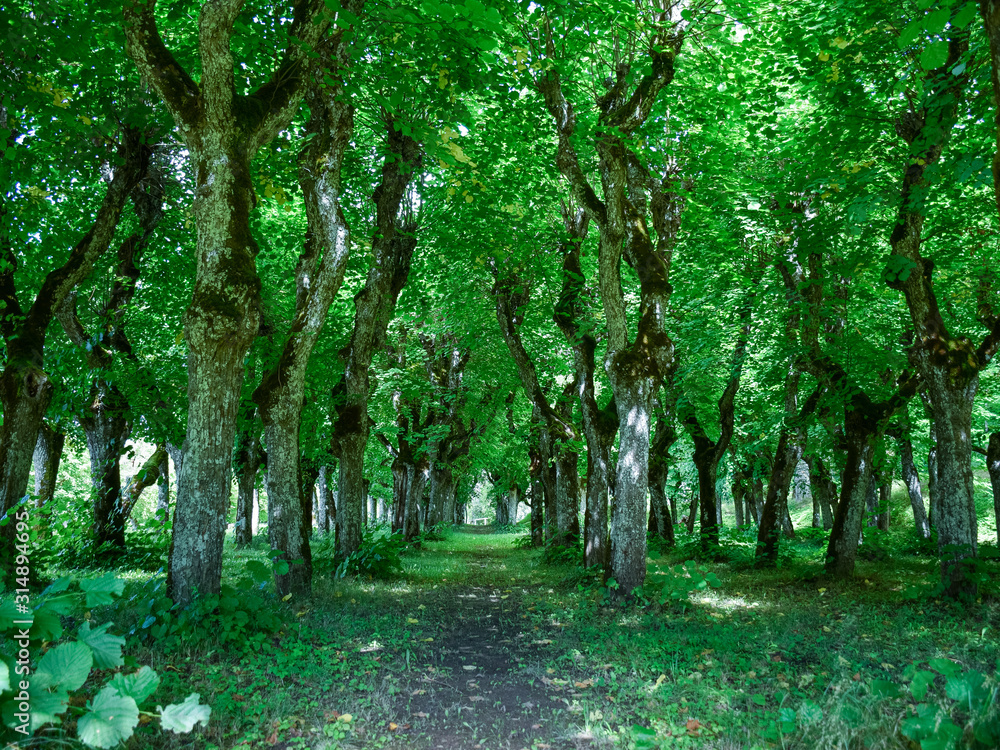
left=101, top=523, right=1000, bottom=750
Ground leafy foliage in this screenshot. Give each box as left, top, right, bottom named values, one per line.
left=0, top=576, right=208, bottom=747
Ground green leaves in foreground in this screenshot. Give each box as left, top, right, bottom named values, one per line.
left=1, top=576, right=211, bottom=747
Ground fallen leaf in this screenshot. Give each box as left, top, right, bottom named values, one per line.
left=686, top=719, right=702, bottom=736
left=574, top=679, right=595, bottom=689
left=470, top=696, right=485, bottom=702
left=463, top=665, right=477, bottom=671
left=407, top=618, right=419, bottom=624
left=413, top=712, right=429, bottom=719
left=389, top=722, right=398, bottom=731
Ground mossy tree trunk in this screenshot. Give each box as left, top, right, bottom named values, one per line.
left=125, top=0, right=330, bottom=604
left=333, top=118, right=421, bottom=558
left=253, top=33, right=357, bottom=597
left=536, top=9, right=685, bottom=597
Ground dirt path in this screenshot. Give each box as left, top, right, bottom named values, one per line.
left=381, top=538, right=596, bottom=750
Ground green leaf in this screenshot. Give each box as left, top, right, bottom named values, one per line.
left=924, top=8, right=951, bottom=35
left=109, top=666, right=160, bottom=704
left=871, top=679, right=900, bottom=698
left=0, top=597, right=28, bottom=630
left=79, top=573, right=124, bottom=607
left=751, top=693, right=766, bottom=706
left=919, top=41, right=950, bottom=70
left=0, top=661, right=9, bottom=693
left=944, top=671, right=984, bottom=702
left=952, top=2, right=979, bottom=29
left=77, top=687, right=139, bottom=749
left=2, top=682, right=71, bottom=733
left=910, top=669, right=936, bottom=701
left=899, top=19, right=925, bottom=48
left=159, top=693, right=211, bottom=733
left=928, top=658, right=961, bottom=677
left=31, top=606, right=64, bottom=641
left=883, top=255, right=918, bottom=283
left=78, top=622, right=125, bottom=669
left=35, top=641, right=93, bottom=692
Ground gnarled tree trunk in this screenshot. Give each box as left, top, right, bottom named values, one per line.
left=333, top=118, right=421, bottom=558
left=125, top=0, right=330, bottom=604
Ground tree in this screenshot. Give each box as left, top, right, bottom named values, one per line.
left=123, top=0, right=330, bottom=603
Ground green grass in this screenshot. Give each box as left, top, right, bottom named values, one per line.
left=24, top=521, right=1000, bottom=750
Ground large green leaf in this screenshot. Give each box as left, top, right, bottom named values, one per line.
left=30, top=606, right=64, bottom=641
left=35, top=641, right=93, bottom=692
left=159, top=693, right=211, bottom=733
left=1, top=682, right=70, bottom=733
left=0, top=597, right=29, bottom=631
left=108, top=666, right=160, bottom=704
left=77, top=622, right=125, bottom=670
left=77, top=687, right=139, bottom=749
left=79, top=574, right=125, bottom=607
left=919, top=40, right=949, bottom=71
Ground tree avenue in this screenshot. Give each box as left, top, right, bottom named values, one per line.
left=4, top=0, right=1000, bottom=742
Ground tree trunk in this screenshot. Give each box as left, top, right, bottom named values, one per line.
left=877, top=480, right=891, bottom=531
left=0, top=128, right=149, bottom=574
left=825, top=433, right=875, bottom=577
left=32, top=423, right=64, bottom=537
left=155, top=450, right=170, bottom=525
left=756, top=369, right=811, bottom=565
left=881, top=28, right=978, bottom=597
left=803, top=455, right=836, bottom=531
left=865, top=476, right=879, bottom=528
left=430, top=466, right=456, bottom=529
left=731, top=469, right=746, bottom=528
left=529, top=478, right=544, bottom=546
left=317, top=465, right=334, bottom=535
left=124, top=0, right=330, bottom=605
left=899, top=437, right=930, bottom=539
left=121, top=444, right=168, bottom=526
left=608, top=379, right=655, bottom=597
left=686, top=488, right=698, bottom=534
left=82, top=380, right=131, bottom=552
left=333, top=119, right=421, bottom=558
left=391, top=458, right=408, bottom=534
left=403, top=461, right=427, bottom=542
left=234, top=410, right=263, bottom=547
left=987, top=433, right=1000, bottom=547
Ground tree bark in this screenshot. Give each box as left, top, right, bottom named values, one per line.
left=553, top=205, right=616, bottom=569
left=317, top=465, right=334, bottom=534
left=803, top=454, right=836, bottom=531
left=333, top=117, right=421, bottom=558
left=648, top=411, right=677, bottom=547
left=897, top=436, right=930, bottom=539
left=121, top=444, right=169, bottom=525
left=988, top=433, right=1000, bottom=546
left=683, top=286, right=753, bottom=551
left=756, top=370, right=808, bottom=565
left=233, top=407, right=264, bottom=547
left=32, top=423, right=64, bottom=537
left=155, top=449, right=170, bottom=525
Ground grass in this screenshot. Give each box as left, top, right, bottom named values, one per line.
left=20, top=516, right=1000, bottom=750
